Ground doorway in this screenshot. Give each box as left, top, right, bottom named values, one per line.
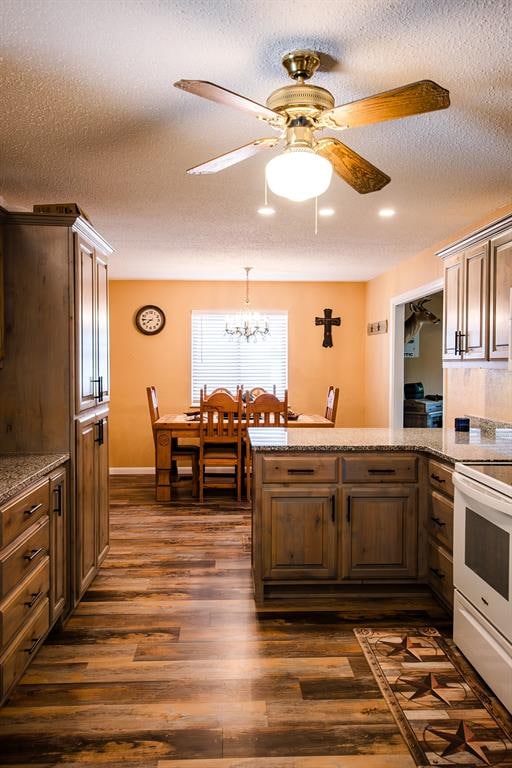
left=389, top=278, right=444, bottom=428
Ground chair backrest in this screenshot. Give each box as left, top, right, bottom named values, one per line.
left=147, top=386, right=160, bottom=426
left=199, top=390, right=243, bottom=442
left=249, top=385, right=277, bottom=399
left=325, top=386, right=339, bottom=423
left=202, top=385, right=243, bottom=397
left=246, top=391, right=288, bottom=427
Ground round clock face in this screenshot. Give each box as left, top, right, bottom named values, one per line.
left=135, top=305, right=166, bottom=335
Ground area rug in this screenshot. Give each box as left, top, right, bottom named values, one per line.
left=354, top=627, right=512, bottom=767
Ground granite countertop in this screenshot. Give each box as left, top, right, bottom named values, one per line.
left=247, top=427, right=512, bottom=464
left=0, top=454, right=69, bottom=506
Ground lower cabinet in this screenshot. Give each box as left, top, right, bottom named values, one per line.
left=261, top=487, right=338, bottom=580
left=427, top=458, right=454, bottom=608
left=342, top=485, right=418, bottom=579
left=75, top=406, right=109, bottom=603
left=252, top=451, right=422, bottom=602
left=0, top=463, right=68, bottom=705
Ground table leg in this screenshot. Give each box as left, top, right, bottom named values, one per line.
left=155, top=427, right=172, bottom=502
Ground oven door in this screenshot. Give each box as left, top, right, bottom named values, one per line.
left=453, top=472, right=512, bottom=638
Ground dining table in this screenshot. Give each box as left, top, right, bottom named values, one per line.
left=153, top=411, right=334, bottom=501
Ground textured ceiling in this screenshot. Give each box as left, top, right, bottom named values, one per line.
left=1, top=0, right=511, bottom=281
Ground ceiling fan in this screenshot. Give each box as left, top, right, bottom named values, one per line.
left=174, top=50, right=450, bottom=201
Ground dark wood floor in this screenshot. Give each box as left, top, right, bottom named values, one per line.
left=0, top=475, right=451, bottom=767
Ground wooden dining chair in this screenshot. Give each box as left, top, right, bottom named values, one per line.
left=325, top=385, right=339, bottom=424
left=249, top=385, right=277, bottom=399
left=146, top=386, right=199, bottom=497
left=199, top=389, right=244, bottom=502
left=244, top=391, right=288, bottom=501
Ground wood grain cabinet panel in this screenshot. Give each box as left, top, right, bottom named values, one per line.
left=428, top=541, right=453, bottom=608
left=0, top=479, right=49, bottom=549
left=261, top=487, right=338, bottom=580
left=49, top=468, right=67, bottom=625
left=428, top=491, right=453, bottom=551
left=0, top=519, right=49, bottom=599
left=342, top=485, right=418, bottom=580
left=0, top=598, right=49, bottom=701
left=262, top=456, right=338, bottom=484
left=427, top=459, right=454, bottom=498
left=463, top=241, right=489, bottom=360
left=342, top=454, right=417, bottom=483
left=442, top=252, right=463, bottom=361
left=489, top=228, right=512, bottom=360
left=0, top=557, right=49, bottom=650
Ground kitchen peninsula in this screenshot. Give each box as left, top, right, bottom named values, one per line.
left=249, top=426, right=512, bottom=605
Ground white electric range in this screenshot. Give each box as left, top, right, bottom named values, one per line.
left=453, top=461, right=512, bottom=713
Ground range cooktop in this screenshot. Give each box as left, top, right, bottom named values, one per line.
left=455, top=462, right=512, bottom=498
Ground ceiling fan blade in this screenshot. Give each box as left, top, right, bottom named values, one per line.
left=187, top=137, right=280, bottom=175
left=316, top=138, right=390, bottom=194
left=174, top=80, right=285, bottom=127
left=319, top=80, right=450, bottom=130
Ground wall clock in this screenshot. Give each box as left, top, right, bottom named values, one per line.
left=135, top=305, right=166, bottom=335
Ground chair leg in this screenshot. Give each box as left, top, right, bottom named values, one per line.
left=192, top=455, right=199, bottom=498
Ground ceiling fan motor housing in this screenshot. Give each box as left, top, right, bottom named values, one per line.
left=266, top=84, right=335, bottom=120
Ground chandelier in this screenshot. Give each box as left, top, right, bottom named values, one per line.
left=225, top=267, right=270, bottom=342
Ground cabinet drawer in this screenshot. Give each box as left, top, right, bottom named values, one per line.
left=262, top=456, right=338, bottom=483
left=428, top=459, right=454, bottom=497
left=0, top=557, right=50, bottom=651
left=428, top=541, right=453, bottom=608
left=342, top=455, right=417, bottom=483
left=0, top=479, right=49, bottom=548
left=0, top=598, right=49, bottom=702
left=0, top=518, right=49, bottom=599
left=428, top=491, right=453, bottom=551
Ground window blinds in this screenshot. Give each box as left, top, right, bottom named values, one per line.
left=191, top=311, right=288, bottom=405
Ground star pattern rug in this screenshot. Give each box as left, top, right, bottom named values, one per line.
left=354, top=627, right=512, bottom=767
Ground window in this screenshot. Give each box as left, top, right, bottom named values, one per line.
left=191, top=311, right=288, bottom=405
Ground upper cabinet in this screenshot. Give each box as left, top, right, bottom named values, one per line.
left=75, top=236, right=110, bottom=412
left=439, top=215, right=512, bottom=365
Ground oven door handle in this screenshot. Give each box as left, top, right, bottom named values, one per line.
left=453, top=472, right=512, bottom=516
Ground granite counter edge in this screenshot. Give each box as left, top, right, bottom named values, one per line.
left=0, top=454, right=70, bottom=506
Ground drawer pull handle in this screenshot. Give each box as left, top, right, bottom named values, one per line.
left=24, top=503, right=43, bottom=517
left=367, top=468, right=396, bottom=475
left=481, top=596, right=489, bottom=606
left=430, top=566, right=445, bottom=580
left=430, top=515, right=446, bottom=527
left=24, top=547, right=45, bottom=562
left=24, top=637, right=41, bottom=656
left=287, top=468, right=315, bottom=475
left=431, top=473, right=445, bottom=483
left=24, top=591, right=43, bottom=608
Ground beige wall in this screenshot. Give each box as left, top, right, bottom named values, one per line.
left=364, top=203, right=512, bottom=426
left=110, top=280, right=366, bottom=468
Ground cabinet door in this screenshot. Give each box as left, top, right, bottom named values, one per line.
left=75, top=414, right=97, bottom=599
left=75, top=237, right=96, bottom=412
left=96, top=253, right=110, bottom=403
left=462, top=241, right=488, bottom=360
left=342, top=485, right=417, bottom=579
left=442, top=252, right=463, bottom=360
left=49, top=467, right=67, bottom=624
left=96, top=410, right=110, bottom=566
left=261, top=487, right=337, bottom=580
left=489, top=229, right=512, bottom=360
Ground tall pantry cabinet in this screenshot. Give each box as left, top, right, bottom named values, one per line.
left=0, top=209, right=112, bottom=612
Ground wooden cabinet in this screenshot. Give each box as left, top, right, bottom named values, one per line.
left=76, top=407, right=109, bottom=600
left=489, top=228, right=512, bottom=360
left=49, top=469, right=67, bottom=625
left=0, top=210, right=112, bottom=614
left=342, top=485, right=417, bottom=580
left=261, top=487, right=337, bottom=580
left=426, top=458, right=454, bottom=609
left=442, top=241, right=488, bottom=361
left=76, top=238, right=110, bottom=413
left=0, top=466, right=67, bottom=704
left=439, top=215, right=512, bottom=365
left=252, top=451, right=421, bottom=602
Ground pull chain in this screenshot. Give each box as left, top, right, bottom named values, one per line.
left=314, top=196, right=318, bottom=235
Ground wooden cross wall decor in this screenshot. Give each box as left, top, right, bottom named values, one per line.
left=315, top=308, right=341, bottom=348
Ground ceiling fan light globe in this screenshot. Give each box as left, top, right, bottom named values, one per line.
left=265, top=149, right=332, bottom=202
